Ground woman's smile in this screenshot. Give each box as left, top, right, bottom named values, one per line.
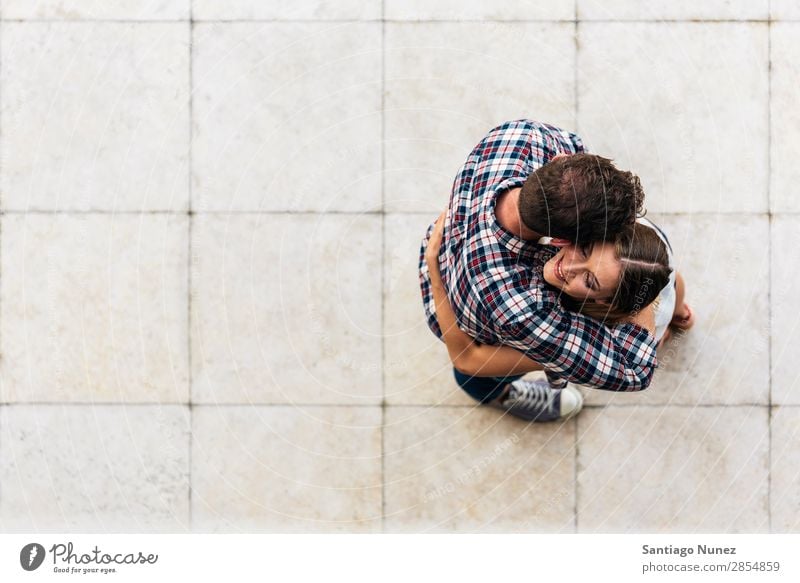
left=555, top=256, right=568, bottom=284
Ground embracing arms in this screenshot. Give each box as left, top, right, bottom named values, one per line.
left=425, top=212, right=544, bottom=377
left=424, top=209, right=657, bottom=389
left=426, top=210, right=657, bottom=391
left=497, top=289, right=658, bottom=392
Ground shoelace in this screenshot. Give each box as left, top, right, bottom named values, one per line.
left=505, top=382, right=556, bottom=413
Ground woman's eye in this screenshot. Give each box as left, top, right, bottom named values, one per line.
left=585, top=274, right=594, bottom=290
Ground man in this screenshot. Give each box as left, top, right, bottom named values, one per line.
left=418, top=119, right=657, bottom=422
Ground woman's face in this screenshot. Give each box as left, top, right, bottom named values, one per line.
left=542, top=241, right=622, bottom=302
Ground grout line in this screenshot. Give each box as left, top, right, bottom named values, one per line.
left=1, top=18, right=196, bottom=23
left=0, top=17, right=5, bottom=519
left=0, top=18, right=572, bottom=24
left=767, top=0, right=773, bottom=533
left=187, top=1, right=194, bottom=533
left=0, top=401, right=780, bottom=408
left=574, top=19, right=579, bottom=128
left=380, top=0, right=387, bottom=534
left=0, top=209, right=381, bottom=215
left=0, top=18, right=789, bottom=24
left=0, top=17, right=4, bottom=387
left=580, top=403, right=775, bottom=408
left=554, top=18, right=775, bottom=24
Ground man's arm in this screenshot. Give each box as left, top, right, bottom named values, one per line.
left=543, top=123, right=586, bottom=157
left=499, top=300, right=659, bottom=392
left=475, top=119, right=586, bottom=178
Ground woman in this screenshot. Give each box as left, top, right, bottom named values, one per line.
left=424, top=210, right=694, bottom=380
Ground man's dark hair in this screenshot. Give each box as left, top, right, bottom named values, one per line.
left=518, top=153, right=645, bottom=244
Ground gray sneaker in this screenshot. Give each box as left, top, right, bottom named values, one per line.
left=490, top=378, right=583, bottom=422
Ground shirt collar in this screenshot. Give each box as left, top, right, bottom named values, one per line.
left=483, top=177, right=538, bottom=260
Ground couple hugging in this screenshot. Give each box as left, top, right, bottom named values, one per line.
left=419, top=119, right=694, bottom=422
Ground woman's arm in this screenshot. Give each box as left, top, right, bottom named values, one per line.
left=425, top=211, right=544, bottom=377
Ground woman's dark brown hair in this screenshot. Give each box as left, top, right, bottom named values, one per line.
left=519, top=153, right=645, bottom=244
left=560, top=222, right=672, bottom=324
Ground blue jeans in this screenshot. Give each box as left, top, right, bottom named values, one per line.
left=453, top=368, right=523, bottom=404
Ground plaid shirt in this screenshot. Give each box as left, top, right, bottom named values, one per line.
left=418, top=120, right=658, bottom=391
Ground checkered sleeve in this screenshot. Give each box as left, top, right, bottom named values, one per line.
left=474, top=119, right=585, bottom=174
left=499, top=303, right=659, bottom=392
left=541, top=122, right=587, bottom=156
left=418, top=221, right=443, bottom=340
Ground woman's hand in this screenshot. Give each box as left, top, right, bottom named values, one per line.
left=425, top=209, right=447, bottom=275
left=627, top=302, right=656, bottom=338
left=424, top=205, right=545, bottom=376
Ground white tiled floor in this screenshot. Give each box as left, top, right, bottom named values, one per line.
left=191, top=406, right=382, bottom=532
left=0, top=1, right=797, bottom=533
left=577, top=0, right=769, bottom=21
left=191, top=213, right=382, bottom=405
left=577, top=22, right=769, bottom=214
left=384, top=406, right=576, bottom=532
left=192, top=22, right=382, bottom=212
left=1, top=1, right=191, bottom=20
left=577, top=406, right=769, bottom=533
left=1, top=214, right=190, bottom=403
left=1, top=22, right=190, bottom=211
left=0, top=405, right=190, bottom=532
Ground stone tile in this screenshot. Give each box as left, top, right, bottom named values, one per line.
left=2, top=0, right=189, bottom=19
left=193, top=0, right=380, bottom=20
left=770, top=406, right=800, bottom=532
left=578, top=0, right=768, bottom=20
left=384, top=22, right=576, bottom=213
left=191, top=406, right=381, bottom=532
left=770, top=215, right=800, bottom=404
left=384, top=406, right=576, bottom=532
left=384, top=214, right=474, bottom=405
left=191, top=214, right=381, bottom=405
left=1, top=23, right=190, bottom=211
left=577, top=406, right=769, bottom=532
left=0, top=405, right=190, bottom=532
left=770, top=24, right=800, bottom=213
left=577, top=23, right=768, bottom=213
left=1, top=214, right=190, bottom=403
left=385, top=0, right=574, bottom=21
left=192, top=23, right=381, bottom=212
left=583, top=214, right=769, bottom=406
left=772, top=1, right=800, bottom=20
